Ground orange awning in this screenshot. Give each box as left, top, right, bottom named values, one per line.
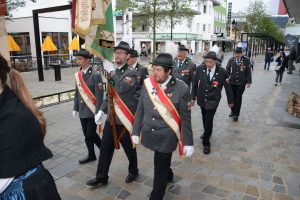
left=69, top=36, right=80, bottom=50
left=42, top=36, right=57, bottom=52
left=8, top=35, right=21, bottom=52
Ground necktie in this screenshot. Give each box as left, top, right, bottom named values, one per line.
left=178, top=61, right=183, bottom=68
left=207, top=69, right=211, bottom=84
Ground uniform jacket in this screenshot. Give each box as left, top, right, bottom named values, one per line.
left=101, top=64, right=138, bottom=125
left=226, top=56, right=252, bottom=85
left=74, top=66, right=104, bottom=118
left=132, top=77, right=194, bottom=153
left=133, top=63, right=149, bottom=98
left=172, top=58, right=196, bottom=87
left=191, top=64, right=234, bottom=110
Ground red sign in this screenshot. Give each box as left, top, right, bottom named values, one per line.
left=0, top=0, right=7, bottom=16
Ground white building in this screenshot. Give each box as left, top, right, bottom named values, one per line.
left=6, top=0, right=72, bottom=59
left=117, top=0, right=220, bottom=55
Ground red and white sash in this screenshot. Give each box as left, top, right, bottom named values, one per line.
left=110, top=87, right=134, bottom=136
left=75, top=70, right=102, bottom=134
left=144, top=76, right=184, bottom=157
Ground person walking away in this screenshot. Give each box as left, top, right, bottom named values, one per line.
left=0, top=54, right=60, bottom=199
left=287, top=45, right=297, bottom=74
left=274, top=51, right=288, bottom=86
left=264, top=47, right=273, bottom=70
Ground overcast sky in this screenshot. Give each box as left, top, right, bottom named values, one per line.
left=229, top=0, right=271, bottom=13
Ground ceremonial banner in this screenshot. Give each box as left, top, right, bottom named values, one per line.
left=0, top=0, right=7, bottom=16
left=75, top=0, right=92, bottom=36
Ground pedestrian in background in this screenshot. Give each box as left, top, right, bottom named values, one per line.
left=217, top=47, right=225, bottom=65
left=250, top=56, right=255, bottom=71
left=274, top=51, right=288, bottom=86
left=287, top=45, right=297, bottom=74
left=264, top=47, right=274, bottom=70
left=0, top=54, right=60, bottom=199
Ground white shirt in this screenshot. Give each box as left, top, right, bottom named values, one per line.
left=177, top=58, right=186, bottom=67
left=207, top=65, right=216, bottom=81
left=131, top=62, right=138, bottom=70
left=160, top=75, right=172, bottom=90
left=81, top=66, right=91, bottom=74
left=0, top=178, right=14, bottom=194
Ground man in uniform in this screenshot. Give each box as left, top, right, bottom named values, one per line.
left=132, top=53, right=194, bottom=200
left=192, top=51, right=234, bottom=154
left=73, top=49, right=103, bottom=164
left=172, top=44, right=196, bottom=88
left=86, top=41, right=139, bottom=186
left=127, top=49, right=149, bottom=98
left=226, top=47, right=252, bottom=121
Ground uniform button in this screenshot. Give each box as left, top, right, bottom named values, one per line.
left=236, top=72, right=238, bottom=73
left=205, top=99, right=207, bottom=101
left=205, top=94, right=207, bottom=96
left=206, top=90, right=208, bottom=92
left=153, top=107, right=156, bottom=110
left=80, top=100, right=83, bottom=103
left=151, top=128, right=155, bottom=131
left=152, top=118, right=155, bottom=121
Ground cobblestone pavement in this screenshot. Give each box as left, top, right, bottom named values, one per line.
left=41, top=55, right=300, bottom=200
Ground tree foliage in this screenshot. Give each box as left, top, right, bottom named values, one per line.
left=246, top=0, right=284, bottom=42
left=116, top=0, right=196, bottom=60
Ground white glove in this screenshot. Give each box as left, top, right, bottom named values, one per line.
left=184, top=146, right=194, bottom=158
left=103, top=59, right=115, bottom=73
left=132, top=136, right=140, bottom=145
left=72, top=111, right=77, bottom=118
left=94, top=110, right=104, bottom=124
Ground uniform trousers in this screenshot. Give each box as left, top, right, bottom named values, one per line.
left=80, top=117, right=102, bottom=158
left=230, top=85, right=246, bottom=117
left=201, top=107, right=217, bottom=147
left=149, top=152, right=173, bottom=200
left=96, top=121, right=138, bottom=181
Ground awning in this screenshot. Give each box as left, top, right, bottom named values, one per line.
left=42, top=36, right=57, bottom=52
left=69, top=36, right=80, bottom=50
left=8, top=35, right=21, bottom=52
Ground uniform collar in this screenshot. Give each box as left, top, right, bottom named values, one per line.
left=117, top=63, right=128, bottom=74
left=160, top=75, right=172, bottom=90
left=177, top=58, right=187, bottom=66
left=81, top=66, right=91, bottom=74
left=132, top=62, right=138, bottom=70
left=207, top=65, right=216, bottom=74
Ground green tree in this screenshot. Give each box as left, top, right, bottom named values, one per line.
left=116, top=0, right=196, bottom=60
left=246, top=0, right=284, bottom=43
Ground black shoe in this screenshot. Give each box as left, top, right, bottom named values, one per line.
left=203, top=146, right=210, bottom=154
left=200, top=133, right=204, bottom=139
left=229, top=113, right=234, bottom=117
left=168, top=172, right=174, bottom=182
left=233, top=115, right=238, bottom=122
left=86, top=178, right=107, bottom=187
left=79, top=156, right=96, bottom=164
left=125, top=173, right=139, bottom=183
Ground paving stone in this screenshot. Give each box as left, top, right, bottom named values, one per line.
left=272, top=176, right=284, bottom=185
left=272, top=184, right=286, bottom=193
left=202, top=185, right=217, bottom=194
left=246, top=185, right=260, bottom=197
left=191, top=191, right=204, bottom=200
left=215, top=188, right=229, bottom=198
left=260, top=173, right=272, bottom=181
left=106, top=186, right=121, bottom=196
left=117, top=190, right=131, bottom=200
left=134, top=174, right=149, bottom=183
left=242, top=195, right=257, bottom=200
left=167, top=184, right=180, bottom=195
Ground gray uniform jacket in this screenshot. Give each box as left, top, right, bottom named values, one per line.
left=132, top=76, right=194, bottom=153
left=134, top=63, right=149, bottom=98
left=101, top=64, right=138, bottom=125
left=191, top=64, right=234, bottom=110
left=73, top=67, right=104, bottom=118
left=226, top=56, right=252, bottom=85
left=172, top=58, right=196, bottom=87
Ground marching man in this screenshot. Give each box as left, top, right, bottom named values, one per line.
left=192, top=51, right=234, bottom=154
left=132, top=52, right=194, bottom=200
left=73, top=49, right=103, bottom=164
left=86, top=41, right=139, bottom=186
left=127, top=49, right=149, bottom=98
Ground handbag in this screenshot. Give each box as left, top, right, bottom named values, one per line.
left=275, top=65, right=281, bottom=71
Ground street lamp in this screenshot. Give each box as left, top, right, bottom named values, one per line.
left=232, top=20, right=238, bottom=54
